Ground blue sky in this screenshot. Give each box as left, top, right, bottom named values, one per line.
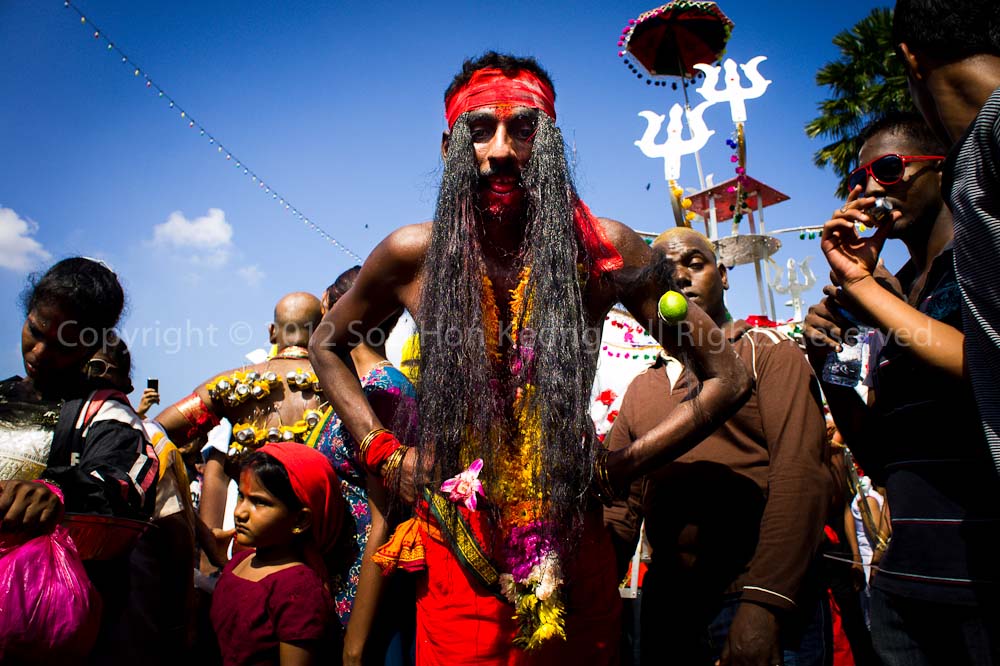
left=0, top=0, right=899, bottom=407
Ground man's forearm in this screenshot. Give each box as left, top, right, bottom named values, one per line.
left=609, top=375, right=745, bottom=485
left=199, top=453, right=229, bottom=530
left=309, top=327, right=381, bottom=443
left=844, top=275, right=964, bottom=379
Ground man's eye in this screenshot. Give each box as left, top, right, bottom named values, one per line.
left=689, top=261, right=704, bottom=270
left=470, top=127, right=493, bottom=142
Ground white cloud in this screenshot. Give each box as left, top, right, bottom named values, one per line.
left=238, top=264, right=265, bottom=287
left=0, top=207, right=51, bottom=271
left=151, top=208, right=233, bottom=266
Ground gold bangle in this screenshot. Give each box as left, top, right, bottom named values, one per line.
left=379, top=448, right=399, bottom=479
left=381, top=445, right=408, bottom=490
left=591, top=449, right=618, bottom=507
left=359, top=427, right=390, bottom=459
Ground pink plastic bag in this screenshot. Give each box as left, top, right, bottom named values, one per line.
left=0, top=526, right=102, bottom=662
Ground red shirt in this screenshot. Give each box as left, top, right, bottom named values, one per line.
left=211, top=550, right=334, bottom=665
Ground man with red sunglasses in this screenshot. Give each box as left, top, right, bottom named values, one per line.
left=805, top=112, right=1000, bottom=663
left=847, top=153, right=944, bottom=194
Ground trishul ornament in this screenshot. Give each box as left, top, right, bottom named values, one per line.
left=694, top=56, right=771, bottom=123
left=768, top=256, right=816, bottom=322
left=633, top=100, right=714, bottom=181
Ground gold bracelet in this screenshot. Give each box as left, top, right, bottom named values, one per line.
left=380, top=447, right=400, bottom=480
left=591, top=449, right=618, bottom=507
left=382, top=445, right=408, bottom=490
left=359, top=427, right=390, bottom=459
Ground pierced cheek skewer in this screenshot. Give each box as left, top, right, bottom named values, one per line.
left=854, top=197, right=893, bottom=233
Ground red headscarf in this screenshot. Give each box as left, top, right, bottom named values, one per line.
left=445, top=67, right=623, bottom=276
left=445, top=67, right=556, bottom=130
left=258, top=442, right=342, bottom=566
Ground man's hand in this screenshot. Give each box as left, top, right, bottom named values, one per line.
left=0, top=480, right=64, bottom=535
left=851, top=562, right=866, bottom=593
left=397, top=447, right=419, bottom=505
left=821, top=187, right=896, bottom=290
left=136, top=388, right=161, bottom=418
left=803, top=288, right=855, bottom=355
left=206, top=526, right=235, bottom=567
left=194, top=515, right=233, bottom=569
left=718, top=603, right=782, bottom=666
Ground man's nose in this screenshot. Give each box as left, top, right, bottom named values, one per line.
left=864, top=172, right=886, bottom=198
left=673, top=266, right=692, bottom=287
left=486, top=125, right=516, bottom=164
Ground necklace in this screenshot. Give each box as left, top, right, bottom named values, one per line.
left=273, top=345, right=310, bottom=360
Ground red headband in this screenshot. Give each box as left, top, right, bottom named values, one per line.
left=259, top=442, right=342, bottom=559
left=445, top=68, right=556, bottom=130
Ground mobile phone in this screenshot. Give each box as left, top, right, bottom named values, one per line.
left=147, top=378, right=159, bottom=391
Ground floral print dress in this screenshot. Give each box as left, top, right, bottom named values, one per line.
left=311, top=363, right=415, bottom=628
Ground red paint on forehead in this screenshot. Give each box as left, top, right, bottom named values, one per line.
left=445, top=68, right=555, bottom=130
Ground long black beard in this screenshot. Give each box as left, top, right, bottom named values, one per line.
left=412, top=113, right=599, bottom=553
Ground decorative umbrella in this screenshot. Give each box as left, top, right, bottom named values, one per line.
left=618, top=1, right=734, bottom=87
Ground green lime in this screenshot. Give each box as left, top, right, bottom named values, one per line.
left=657, top=290, right=688, bottom=324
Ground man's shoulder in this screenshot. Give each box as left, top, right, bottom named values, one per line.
left=735, top=327, right=809, bottom=374
left=596, top=217, right=650, bottom=269
left=381, top=222, right=433, bottom=260
left=597, top=217, right=640, bottom=248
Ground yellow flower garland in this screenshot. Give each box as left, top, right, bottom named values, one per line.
left=476, top=266, right=567, bottom=650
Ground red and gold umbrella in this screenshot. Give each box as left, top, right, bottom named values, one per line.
left=618, top=1, right=734, bottom=86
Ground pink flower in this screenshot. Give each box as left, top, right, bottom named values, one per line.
left=440, top=459, right=486, bottom=511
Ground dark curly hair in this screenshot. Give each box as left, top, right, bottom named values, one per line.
left=859, top=110, right=946, bottom=158
left=444, top=52, right=556, bottom=105
left=22, top=257, right=125, bottom=341
left=893, top=0, right=1000, bottom=63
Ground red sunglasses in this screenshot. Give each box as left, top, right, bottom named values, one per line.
left=848, top=153, right=944, bottom=191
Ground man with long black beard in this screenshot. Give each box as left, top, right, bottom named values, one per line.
left=311, top=52, right=751, bottom=664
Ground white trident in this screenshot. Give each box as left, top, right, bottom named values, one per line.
left=694, top=56, right=772, bottom=124
left=633, top=99, right=715, bottom=181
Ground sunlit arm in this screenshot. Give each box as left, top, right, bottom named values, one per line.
left=309, top=227, right=422, bottom=443
left=842, top=274, right=964, bottom=380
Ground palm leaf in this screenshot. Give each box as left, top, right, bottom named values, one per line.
left=804, top=7, right=915, bottom=197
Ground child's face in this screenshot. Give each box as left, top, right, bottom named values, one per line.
left=233, top=469, right=301, bottom=550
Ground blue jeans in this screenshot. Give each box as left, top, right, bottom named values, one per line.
left=707, top=595, right=827, bottom=666
left=870, top=587, right=1000, bottom=666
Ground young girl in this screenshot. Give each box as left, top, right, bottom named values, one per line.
left=211, top=442, right=342, bottom=665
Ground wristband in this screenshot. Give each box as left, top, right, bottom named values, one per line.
left=362, top=430, right=402, bottom=476
left=176, top=392, right=221, bottom=441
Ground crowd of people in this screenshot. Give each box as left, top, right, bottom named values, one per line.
left=1, top=0, right=999, bottom=664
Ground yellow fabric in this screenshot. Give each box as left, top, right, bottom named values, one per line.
left=372, top=516, right=437, bottom=574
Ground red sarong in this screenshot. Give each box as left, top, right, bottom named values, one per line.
left=415, top=508, right=621, bottom=665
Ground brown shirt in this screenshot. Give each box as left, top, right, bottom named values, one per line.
left=604, top=325, right=829, bottom=611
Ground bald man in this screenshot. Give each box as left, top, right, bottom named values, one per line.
left=604, top=229, right=830, bottom=666
left=155, top=292, right=325, bottom=546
